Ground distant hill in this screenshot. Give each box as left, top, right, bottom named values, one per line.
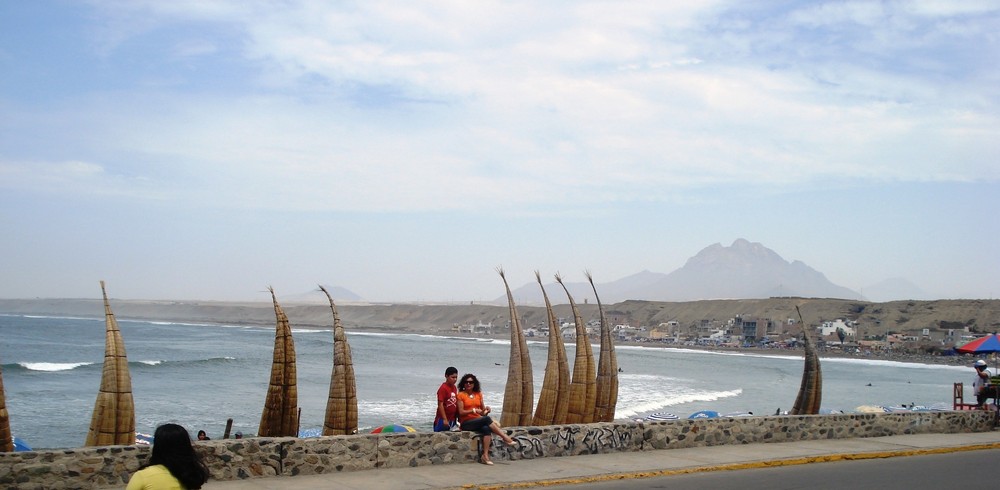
left=863, top=277, right=930, bottom=303
left=2, top=297, right=998, bottom=336
left=280, top=285, right=363, bottom=303
left=500, top=239, right=863, bottom=305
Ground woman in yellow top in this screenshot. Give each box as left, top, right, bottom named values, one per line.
left=457, top=373, right=515, bottom=465
left=126, top=424, right=209, bottom=489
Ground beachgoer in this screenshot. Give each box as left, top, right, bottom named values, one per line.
left=126, top=423, right=209, bottom=490
left=234, top=432, right=242, bottom=439
left=434, top=366, right=460, bottom=432
left=457, top=373, right=515, bottom=465
left=196, top=430, right=210, bottom=441
left=973, top=359, right=992, bottom=408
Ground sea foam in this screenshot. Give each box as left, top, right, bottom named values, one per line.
left=19, top=362, right=92, bottom=372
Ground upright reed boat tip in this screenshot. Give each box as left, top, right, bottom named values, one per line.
left=84, top=280, right=135, bottom=447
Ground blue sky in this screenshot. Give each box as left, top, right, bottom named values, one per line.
left=1, top=1, right=998, bottom=303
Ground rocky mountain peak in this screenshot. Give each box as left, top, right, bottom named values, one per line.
left=687, top=239, right=787, bottom=269
left=499, top=239, right=864, bottom=304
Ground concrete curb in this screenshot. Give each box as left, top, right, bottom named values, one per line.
left=462, top=442, right=1000, bottom=490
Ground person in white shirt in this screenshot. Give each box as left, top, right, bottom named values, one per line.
left=972, top=359, right=993, bottom=408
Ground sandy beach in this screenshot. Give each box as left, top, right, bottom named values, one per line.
left=1, top=296, right=993, bottom=369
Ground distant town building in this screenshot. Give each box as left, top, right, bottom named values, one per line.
left=819, top=319, right=855, bottom=337
left=733, top=315, right=775, bottom=342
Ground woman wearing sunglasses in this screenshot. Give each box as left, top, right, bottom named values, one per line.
left=457, top=373, right=515, bottom=465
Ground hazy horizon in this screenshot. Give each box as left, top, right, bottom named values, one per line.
left=1, top=2, right=997, bottom=304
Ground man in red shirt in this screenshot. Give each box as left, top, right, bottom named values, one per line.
left=434, top=366, right=459, bottom=431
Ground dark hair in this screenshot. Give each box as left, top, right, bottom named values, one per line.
left=145, top=424, right=209, bottom=489
left=445, top=366, right=458, bottom=376
left=460, top=373, right=481, bottom=393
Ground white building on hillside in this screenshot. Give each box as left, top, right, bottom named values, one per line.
left=819, top=319, right=855, bottom=337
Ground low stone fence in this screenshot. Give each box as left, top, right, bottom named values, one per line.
left=1, top=411, right=993, bottom=489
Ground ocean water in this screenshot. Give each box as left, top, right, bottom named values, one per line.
left=0, top=314, right=972, bottom=449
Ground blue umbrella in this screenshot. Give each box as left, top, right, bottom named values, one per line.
left=13, top=437, right=32, bottom=452
left=298, top=427, right=323, bottom=438
left=688, top=410, right=720, bottom=419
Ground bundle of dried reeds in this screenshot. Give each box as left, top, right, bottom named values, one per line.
left=258, top=287, right=299, bottom=437
left=320, top=285, right=358, bottom=436
left=790, top=306, right=822, bottom=415
left=498, top=267, right=534, bottom=427
left=0, top=358, right=12, bottom=452
left=587, top=272, right=618, bottom=422
left=532, top=272, right=570, bottom=425
left=557, top=273, right=597, bottom=424
left=84, top=281, right=135, bottom=447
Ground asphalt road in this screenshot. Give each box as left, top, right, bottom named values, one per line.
left=549, top=448, right=1000, bottom=490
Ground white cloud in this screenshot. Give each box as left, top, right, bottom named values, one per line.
left=6, top=0, right=996, bottom=215
left=0, top=159, right=165, bottom=199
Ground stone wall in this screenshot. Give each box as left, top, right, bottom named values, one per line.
left=1, top=411, right=993, bottom=489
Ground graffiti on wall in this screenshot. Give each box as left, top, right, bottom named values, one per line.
left=492, top=435, right=544, bottom=460
left=582, top=426, right=632, bottom=453
left=489, top=426, right=636, bottom=461
left=550, top=427, right=579, bottom=451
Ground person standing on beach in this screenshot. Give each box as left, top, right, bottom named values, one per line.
left=973, top=359, right=992, bottom=408
left=126, top=423, right=209, bottom=490
left=434, top=366, right=460, bottom=432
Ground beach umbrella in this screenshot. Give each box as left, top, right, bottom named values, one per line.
left=84, top=281, right=136, bottom=447
left=886, top=405, right=916, bottom=412
left=688, top=410, right=720, bottom=419
left=588, top=271, right=618, bottom=422
left=956, top=334, right=1000, bottom=371
left=12, top=437, right=31, bottom=452
left=855, top=405, right=890, bottom=413
left=258, top=287, right=298, bottom=437
left=789, top=306, right=822, bottom=415
left=0, top=355, right=12, bottom=452
left=533, top=271, right=570, bottom=426
left=370, top=424, right=416, bottom=434
left=557, top=273, right=597, bottom=425
left=298, top=428, right=323, bottom=438
left=498, top=268, right=534, bottom=427
left=645, top=412, right=678, bottom=421
left=320, top=285, right=358, bottom=436
left=955, top=334, right=1000, bottom=356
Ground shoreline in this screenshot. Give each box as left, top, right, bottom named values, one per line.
left=318, top=322, right=981, bottom=369
left=3, top=309, right=986, bottom=369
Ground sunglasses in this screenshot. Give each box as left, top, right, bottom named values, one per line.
left=464, top=380, right=476, bottom=384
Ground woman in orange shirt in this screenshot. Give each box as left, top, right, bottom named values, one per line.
left=457, top=373, right=515, bottom=465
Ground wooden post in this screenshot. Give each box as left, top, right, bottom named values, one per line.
left=223, top=418, right=233, bottom=439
